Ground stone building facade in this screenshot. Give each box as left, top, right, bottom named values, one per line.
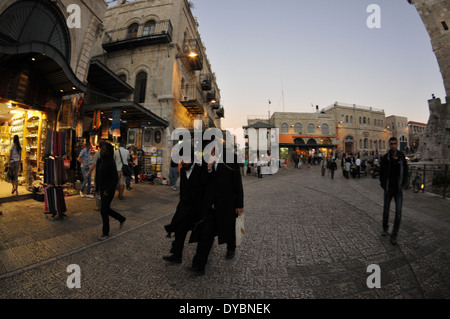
left=322, top=102, right=390, bottom=156
left=89, top=0, right=222, bottom=176
left=408, top=121, right=427, bottom=152
left=408, top=0, right=450, bottom=163
left=385, top=115, right=409, bottom=152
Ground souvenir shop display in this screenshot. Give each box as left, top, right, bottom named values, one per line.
left=42, top=129, right=68, bottom=219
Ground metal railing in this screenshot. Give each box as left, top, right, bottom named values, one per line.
left=407, top=163, right=450, bottom=198
left=102, top=20, right=173, bottom=45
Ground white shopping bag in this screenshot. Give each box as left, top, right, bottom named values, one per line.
left=235, top=214, right=245, bottom=246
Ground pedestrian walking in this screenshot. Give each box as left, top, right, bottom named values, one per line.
left=330, top=158, right=337, bottom=179
left=96, top=142, right=126, bottom=241
left=163, top=151, right=207, bottom=264
left=113, top=141, right=130, bottom=200
left=293, top=152, right=299, bottom=169
left=188, top=142, right=244, bottom=275
left=86, top=142, right=103, bottom=211
left=8, top=135, right=21, bottom=196
left=77, top=141, right=94, bottom=198
left=356, top=155, right=361, bottom=178
left=132, top=149, right=140, bottom=184
left=169, top=148, right=180, bottom=191
left=379, top=137, right=408, bottom=245
left=344, top=154, right=352, bottom=179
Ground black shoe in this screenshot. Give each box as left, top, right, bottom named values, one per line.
left=381, top=230, right=388, bottom=236
left=119, top=218, right=126, bottom=229
left=186, top=266, right=205, bottom=276
left=390, top=237, right=398, bottom=245
left=162, top=255, right=182, bottom=264
left=226, top=249, right=235, bottom=260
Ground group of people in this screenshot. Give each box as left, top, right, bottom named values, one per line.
left=78, top=141, right=140, bottom=200
left=163, top=143, right=244, bottom=276
left=78, top=140, right=143, bottom=240
left=339, top=153, right=364, bottom=179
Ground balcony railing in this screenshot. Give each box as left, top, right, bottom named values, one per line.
left=180, top=38, right=203, bottom=71
left=102, top=20, right=173, bottom=52
left=179, top=84, right=206, bottom=115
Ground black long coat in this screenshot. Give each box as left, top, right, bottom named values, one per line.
left=190, top=154, right=244, bottom=245
left=164, top=163, right=207, bottom=235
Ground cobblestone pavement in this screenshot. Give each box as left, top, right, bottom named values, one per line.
left=0, top=165, right=449, bottom=300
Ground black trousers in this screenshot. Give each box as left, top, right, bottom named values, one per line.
left=192, top=210, right=236, bottom=270
left=170, top=220, right=191, bottom=258
left=382, top=189, right=403, bottom=238
left=100, top=188, right=126, bottom=236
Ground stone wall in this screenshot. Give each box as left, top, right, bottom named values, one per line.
left=409, top=0, right=450, bottom=164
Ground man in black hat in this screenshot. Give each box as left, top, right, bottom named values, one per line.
left=188, top=141, right=244, bottom=275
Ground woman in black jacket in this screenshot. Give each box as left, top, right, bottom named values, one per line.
left=95, top=142, right=126, bottom=240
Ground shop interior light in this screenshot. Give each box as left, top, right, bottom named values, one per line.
left=31, top=57, right=35, bottom=61
left=72, top=87, right=76, bottom=90
left=60, top=89, right=64, bottom=93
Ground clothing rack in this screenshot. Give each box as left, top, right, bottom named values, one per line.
left=43, top=129, right=67, bottom=219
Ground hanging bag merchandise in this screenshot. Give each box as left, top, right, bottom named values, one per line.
left=235, top=213, right=246, bottom=246
left=119, top=148, right=132, bottom=177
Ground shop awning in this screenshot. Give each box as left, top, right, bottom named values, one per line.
left=82, top=101, right=168, bottom=128
left=279, top=135, right=294, bottom=144
left=279, top=134, right=336, bottom=147
left=0, top=43, right=87, bottom=95
left=87, top=59, right=134, bottom=95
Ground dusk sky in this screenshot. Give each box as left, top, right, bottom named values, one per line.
left=108, top=1, right=446, bottom=130
left=189, top=0, right=445, bottom=129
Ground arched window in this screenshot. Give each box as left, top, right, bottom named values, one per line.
left=359, top=117, right=362, bottom=124
left=345, top=115, right=349, bottom=123
left=281, top=123, right=288, bottom=133
left=308, top=123, right=315, bottom=133
left=321, top=124, right=329, bottom=135
left=350, top=116, right=353, bottom=123
left=143, top=20, right=156, bottom=36
left=127, top=23, right=139, bottom=38
left=364, top=138, right=368, bottom=148
left=368, top=118, right=370, bottom=125
left=118, top=73, right=126, bottom=82
left=307, top=138, right=316, bottom=145
left=134, top=71, right=147, bottom=103
left=363, top=117, right=366, bottom=124
left=359, top=139, right=363, bottom=149
left=294, top=123, right=302, bottom=134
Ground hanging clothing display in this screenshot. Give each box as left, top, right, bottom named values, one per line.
left=44, top=157, right=67, bottom=185
left=43, top=129, right=68, bottom=219
left=43, top=186, right=66, bottom=216
left=111, top=108, right=121, bottom=137
left=92, top=110, right=101, bottom=129
left=45, top=129, right=67, bottom=157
